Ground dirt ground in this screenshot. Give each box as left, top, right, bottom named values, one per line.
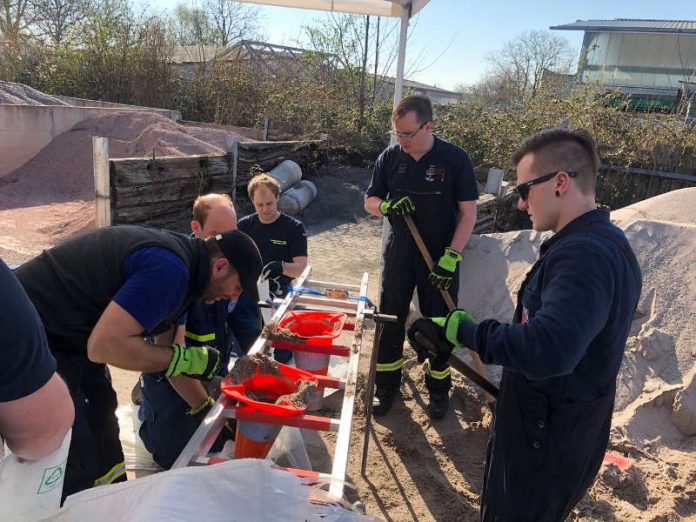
left=3, top=158, right=696, bottom=520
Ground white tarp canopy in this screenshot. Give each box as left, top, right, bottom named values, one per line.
left=234, top=0, right=431, bottom=108
left=234, top=0, right=429, bottom=18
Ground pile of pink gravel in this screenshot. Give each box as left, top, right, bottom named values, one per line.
left=0, top=110, right=246, bottom=252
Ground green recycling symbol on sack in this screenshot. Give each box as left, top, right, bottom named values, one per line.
left=37, top=464, right=65, bottom=494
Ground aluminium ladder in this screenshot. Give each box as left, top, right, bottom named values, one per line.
left=172, top=266, right=378, bottom=500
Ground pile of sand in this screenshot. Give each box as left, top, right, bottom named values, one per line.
left=0, top=81, right=70, bottom=105
left=0, top=111, right=245, bottom=256
left=456, top=187, right=696, bottom=519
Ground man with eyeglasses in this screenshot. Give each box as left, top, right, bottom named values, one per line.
left=364, top=95, right=478, bottom=418
left=408, top=128, right=642, bottom=520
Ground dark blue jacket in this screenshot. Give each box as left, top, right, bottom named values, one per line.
left=458, top=209, right=642, bottom=402
left=457, top=209, right=642, bottom=521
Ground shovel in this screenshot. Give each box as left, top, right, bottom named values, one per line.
left=403, top=215, right=495, bottom=403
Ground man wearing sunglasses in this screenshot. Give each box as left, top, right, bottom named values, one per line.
left=364, top=95, right=478, bottom=418
left=408, top=128, right=642, bottom=520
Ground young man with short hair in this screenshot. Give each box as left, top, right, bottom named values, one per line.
left=409, top=128, right=642, bottom=520
left=365, top=95, right=479, bottom=418
left=239, top=174, right=308, bottom=363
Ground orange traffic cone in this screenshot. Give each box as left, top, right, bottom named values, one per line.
left=234, top=420, right=283, bottom=459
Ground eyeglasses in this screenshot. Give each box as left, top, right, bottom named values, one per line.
left=514, top=171, right=578, bottom=201
left=389, top=120, right=428, bottom=141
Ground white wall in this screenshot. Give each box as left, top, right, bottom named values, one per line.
left=0, top=104, right=180, bottom=177
left=582, top=32, right=696, bottom=90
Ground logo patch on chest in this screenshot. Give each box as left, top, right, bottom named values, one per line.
left=271, top=239, right=287, bottom=246
left=425, top=164, right=446, bottom=182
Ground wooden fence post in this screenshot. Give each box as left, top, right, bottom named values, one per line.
left=93, top=136, right=111, bottom=228
left=231, top=140, right=239, bottom=202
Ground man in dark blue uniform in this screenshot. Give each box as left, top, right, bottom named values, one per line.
left=365, top=95, right=478, bottom=418
left=239, top=173, right=308, bottom=363
left=0, top=259, right=74, bottom=516
left=139, top=194, right=262, bottom=469
left=408, top=128, right=642, bottom=521
left=15, top=226, right=262, bottom=500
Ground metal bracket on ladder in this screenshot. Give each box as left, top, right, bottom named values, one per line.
left=172, top=266, right=372, bottom=500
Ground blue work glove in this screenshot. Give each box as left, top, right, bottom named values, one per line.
left=378, top=196, right=415, bottom=217
left=261, top=260, right=284, bottom=281
left=165, top=343, right=221, bottom=381
left=428, top=247, right=463, bottom=290
left=407, top=309, right=476, bottom=362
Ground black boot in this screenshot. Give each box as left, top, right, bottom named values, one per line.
left=373, top=387, right=398, bottom=416
left=427, top=391, right=450, bottom=419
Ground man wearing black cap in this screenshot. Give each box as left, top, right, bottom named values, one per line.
left=15, top=225, right=262, bottom=500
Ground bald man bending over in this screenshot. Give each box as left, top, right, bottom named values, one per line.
left=138, top=194, right=262, bottom=469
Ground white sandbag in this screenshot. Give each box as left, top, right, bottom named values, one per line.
left=0, top=429, right=71, bottom=521
left=41, top=459, right=374, bottom=522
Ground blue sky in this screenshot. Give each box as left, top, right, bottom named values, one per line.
left=144, top=1, right=696, bottom=90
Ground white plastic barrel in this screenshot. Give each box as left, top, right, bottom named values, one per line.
left=268, top=160, right=302, bottom=193
left=0, top=429, right=71, bottom=521
left=278, top=180, right=317, bottom=215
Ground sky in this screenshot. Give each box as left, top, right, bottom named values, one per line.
left=145, top=0, right=696, bottom=91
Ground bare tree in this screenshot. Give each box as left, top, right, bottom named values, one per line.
left=203, top=0, right=260, bottom=47
left=31, top=0, right=91, bottom=45
left=483, top=30, right=575, bottom=103
left=303, top=13, right=400, bottom=131
left=170, top=3, right=212, bottom=46
left=0, top=0, right=35, bottom=38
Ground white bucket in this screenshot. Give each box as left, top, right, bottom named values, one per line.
left=0, top=429, right=71, bottom=521
left=268, top=160, right=302, bottom=193
left=278, top=180, right=318, bottom=216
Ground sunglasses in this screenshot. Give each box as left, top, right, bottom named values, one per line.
left=514, top=171, right=578, bottom=201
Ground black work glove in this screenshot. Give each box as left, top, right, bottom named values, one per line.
left=261, top=260, right=284, bottom=281
left=378, top=196, right=415, bottom=217
left=407, top=310, right=476, bottom=362
left=407, top=317, right=451, bottom=363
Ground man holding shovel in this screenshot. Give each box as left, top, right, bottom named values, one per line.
left=408, top=128, right=642, bottom=520
left=364, top=95, right=478, bottom=418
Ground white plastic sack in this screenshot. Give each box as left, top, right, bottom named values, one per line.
left=116, top=405, right=161, bottom=472
left=41, top=459, right=376, bottom=522
left=0, top=429, right=71, bottom=521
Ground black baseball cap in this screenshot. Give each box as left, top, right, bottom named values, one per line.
left=212, top=230, right=262, bottom=302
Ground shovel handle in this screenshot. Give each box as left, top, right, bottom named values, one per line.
left=403, top=215, right=494, bottom=402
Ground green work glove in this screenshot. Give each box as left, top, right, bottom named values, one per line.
left=166, top=343, right=221, bottom=381
left=407, top=309, right=476, bottom=362
left=428, top=247, right=463, bottom=290
left=378, top=196, right=415, bottom=217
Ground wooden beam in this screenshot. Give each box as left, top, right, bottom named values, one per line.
left=93, top=136, right=111, bottom=228
left=601, top=164, right=696, bottom=183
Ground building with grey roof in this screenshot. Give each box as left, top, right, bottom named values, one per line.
left=552, top=19, right=696, bottom=111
